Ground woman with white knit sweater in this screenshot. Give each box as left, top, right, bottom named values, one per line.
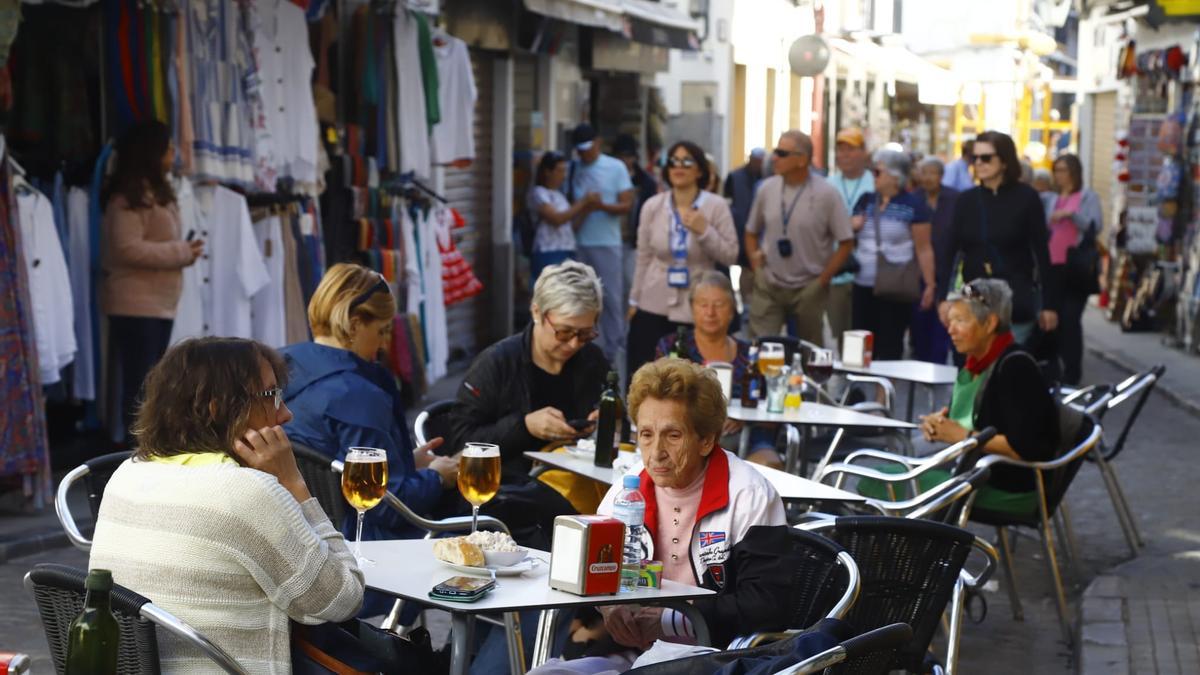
left=89, top=337, right=365, bottom=673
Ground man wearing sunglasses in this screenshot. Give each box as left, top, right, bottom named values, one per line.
left=743, top=130, right=855, bottom=346
left=566, top=123, right=637, bottom=362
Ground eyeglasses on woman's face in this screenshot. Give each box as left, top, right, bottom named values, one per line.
left=542, top=315, right=599, bottom=344
left=255, top=386, right=284, bottom=410
left=668, top=156, right=697, bottom=169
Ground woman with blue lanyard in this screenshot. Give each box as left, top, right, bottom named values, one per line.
left=626, top=140, right=737, bottom=381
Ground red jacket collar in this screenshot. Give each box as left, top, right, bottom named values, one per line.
left=638, top=448, right=731, bottom=539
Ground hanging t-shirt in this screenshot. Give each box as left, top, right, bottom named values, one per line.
left=251, top=0, right=320, bottom=185
left=17, top=187, right=76, bottom=384
left=430, top=34, right=476, bottom=165
left=251, top=214, right=288, bottom=349
left=394, top=11, right=431, bottom=178
left=67, top=187, right=95, bottom=400
left=171, top=181, right=270, bottom=343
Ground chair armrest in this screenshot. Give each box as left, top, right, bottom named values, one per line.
left=841, top=374, right=896, bottom=413
left=142, top=603, right=249, bottom=674
left=382, top=492, right=512, bottom=536
left=975, top=424, right=1101, bottom=472
left=959, top=535, right=999, bottom=589
left=55, top=464, right=93, bottom=552
left=728, top=629, right=802, bottom=650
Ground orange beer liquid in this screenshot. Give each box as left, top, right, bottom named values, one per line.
left=458, top=454, right=501, bottom=507
left=342, top=459, right=388, bottom=511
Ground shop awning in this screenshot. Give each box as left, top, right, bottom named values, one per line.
left=523, top=0, right=701, bottom=50
left=829, top=38, right=960, bottom=106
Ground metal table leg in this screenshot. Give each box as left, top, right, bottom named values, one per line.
left=906, top=381, right=917, bottom=422
left=503, top=612, right=526, bottom=675
left=738, top=424, right=751, bottom=458
left=531, top=608, right=560, bottom=669
left=449, top=613, right=473, bottom=675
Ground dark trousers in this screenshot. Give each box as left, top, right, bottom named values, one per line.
left=1057, top=282, right=1089, bottom=386
left=910, top=299, right=952, bottom=364
left=851, top=284, right=912, bottom=361
left=626, top=309, right=688, bottom=383
left=109, top=316, right=174, bottom=440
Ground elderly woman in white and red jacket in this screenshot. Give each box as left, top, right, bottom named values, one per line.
left=529, top=358, right=786, bottom=674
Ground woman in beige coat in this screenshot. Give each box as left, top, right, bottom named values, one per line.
left=100, top=121, right=204, bottom=438
left=626, top=140, right=737, bottom=379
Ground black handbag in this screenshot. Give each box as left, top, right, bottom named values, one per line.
left=1065, top=221, right=1101, bottom=295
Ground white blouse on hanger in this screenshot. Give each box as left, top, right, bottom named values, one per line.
left=171, top=181, right=270, bottom=344
left=17, top=187, right=76, bottom=384
left=431, top=33, right=477, bottom=165
left=251, top=0, right=320, bottom=185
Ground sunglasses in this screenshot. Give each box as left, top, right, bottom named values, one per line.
left=543, top=315, right=599, bottom=344
left=668, top=156, right=697, bottom=168
left=773, top=148, right=804, bottom=159
left=973, top=153, right=997, bottom=164
left=959, top=283, right=991, bottom=307
left=871, top=167, right=884, bottom=177
left=256, top=386, right=284, bottom=410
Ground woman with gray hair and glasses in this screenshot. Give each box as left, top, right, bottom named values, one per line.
left=848, top=147, right=937, bottom=359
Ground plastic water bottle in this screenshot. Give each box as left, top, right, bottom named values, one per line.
left=612, top=474, right=646, bottom=593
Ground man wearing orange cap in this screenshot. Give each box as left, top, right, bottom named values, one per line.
left=826, top=127, right=872, bottom=347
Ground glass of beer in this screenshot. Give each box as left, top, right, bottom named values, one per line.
left=758, top=342, right=786, bottom=376
left=342, top=447, right=388, bottom=565
left=458, top=443, right=501, bottom=533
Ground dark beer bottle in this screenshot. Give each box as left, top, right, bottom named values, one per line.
left=668, top=326, right=688, bottom=359
left=740, top=345, right=762, bottom=409
left=66, top=569, right=119, bottom=675
left=594, top=371, right=623, bottom=468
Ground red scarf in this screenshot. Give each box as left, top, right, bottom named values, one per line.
left=965, top=331, right=1014, bottom=375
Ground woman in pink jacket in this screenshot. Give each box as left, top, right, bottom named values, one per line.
left=100, top=121, right=204, bottom=439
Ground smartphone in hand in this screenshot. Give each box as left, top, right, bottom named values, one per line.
left=567, top=418, right=593, bottom=432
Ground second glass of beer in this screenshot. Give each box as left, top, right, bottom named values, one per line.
left=458, top=443, right=501, bottom=533
left=342, top=447, right=388, bottom=565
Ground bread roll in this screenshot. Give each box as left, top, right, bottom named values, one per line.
left=433, top=537, right=485, bottom=567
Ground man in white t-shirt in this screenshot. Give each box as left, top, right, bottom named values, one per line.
left=567, top=124, right=635, bottom=362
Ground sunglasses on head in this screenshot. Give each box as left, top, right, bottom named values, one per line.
left=973, top=153, right=997, bottom=164
left=773, top=148, right=804, bottom=159
left=668, top=156, right=697, bottom=168
left=960, top=283, right=990, bottom=307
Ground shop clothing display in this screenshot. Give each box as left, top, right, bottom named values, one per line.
left=251, top=0, right=320, bottom=185
left=430, top=31, right=476, bottom=165
left=251, top=214, right=288, bottom=348
left=434, top=205, right=483, bottom=306
left=17, top=185, right=76, bottom=384
left=0, top=145, right=52, bottom=504
left=394, top=10, right=432, bottom=178
left=171, top=182, right=270, bottom=343
left=188, top=0, right=257, bottom=187
left=67, top=187, right=96, bottom=400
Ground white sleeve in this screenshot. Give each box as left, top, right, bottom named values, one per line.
left=235, top=195, right=271, bottom=299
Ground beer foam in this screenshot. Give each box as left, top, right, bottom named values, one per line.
left=346, top=448, right=388, bottom=462
left=461, top=444, right=500, bottom=458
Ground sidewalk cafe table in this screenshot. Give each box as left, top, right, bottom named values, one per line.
left=834, top=359, right=958, bottom=422
left=726, top=402, right=917, bottom=475
left=523, top=450, right=866, bottom=504
left=359, top=539, right=715, bottom=675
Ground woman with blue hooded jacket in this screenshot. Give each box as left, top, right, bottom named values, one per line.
left=281, top=263, right=457, bottom=542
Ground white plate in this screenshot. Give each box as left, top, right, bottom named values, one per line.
left=438, top=557, right=541, bottom=577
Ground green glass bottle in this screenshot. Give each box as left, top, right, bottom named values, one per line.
left=66, top=569, right=120, bottom=675
left=594, top=371, right=623, bottom=468
left=668, top=326, right=688, bottom=359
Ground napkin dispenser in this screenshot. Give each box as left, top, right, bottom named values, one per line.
left=842, top=330, right=874, bottom=367
left=549, top=515, right=624, bottom=596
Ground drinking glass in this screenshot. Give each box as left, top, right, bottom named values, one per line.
left=806, top=348, right=835, bottom=400
left=458, top=443, right=501, bottom=532
left=758, top=342, right=786, bottom=376
left=342, top=447, right=389, bottom=565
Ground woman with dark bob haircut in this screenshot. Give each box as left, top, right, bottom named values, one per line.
left=936, top=130, right=1055, bottom=345
left=89, top=337, right=365, bottom=673
left=626, top=140, right=737, bottom=380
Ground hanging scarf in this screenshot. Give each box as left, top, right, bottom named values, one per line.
left=964, top=331, right=1014, bottom=375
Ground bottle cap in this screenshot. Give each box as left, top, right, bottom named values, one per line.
left=622, top=474, right=640, bottom=489
left=85, top=569, right=114, bottom=592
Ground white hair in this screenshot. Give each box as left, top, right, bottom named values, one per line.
left=531, top=260, right=603, bottom=319
left=872, top=148, right=912, bottom=190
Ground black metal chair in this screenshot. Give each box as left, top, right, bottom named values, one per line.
left=55, top=451, right=132, bottom=552
left=803, top=516, right=991, bottom=675
left=413, top=398, right=457, bottom=448
left=780, top=623, right=915, bottom=675
left=970, top=421, right=1103, bottom=646
left=25, top=563, right=246, bottom=674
